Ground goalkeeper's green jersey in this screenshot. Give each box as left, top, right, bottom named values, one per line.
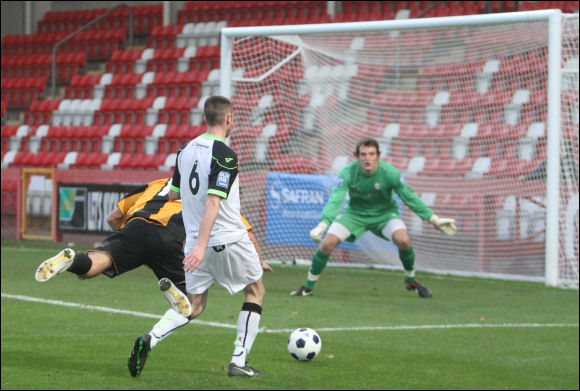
left=320, top=160, right=434, bottom=225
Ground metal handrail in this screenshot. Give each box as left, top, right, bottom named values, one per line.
left=51, top=4, right=133, bottom=97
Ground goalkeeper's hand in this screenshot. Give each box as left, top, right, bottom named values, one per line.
left=429, top=214, right=457, bottom=236
left=310, top=222, right=328, bottom=243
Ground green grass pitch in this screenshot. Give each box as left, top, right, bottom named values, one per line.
left=1, top=239, right=578, bottom=390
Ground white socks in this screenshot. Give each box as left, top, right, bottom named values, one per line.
left=149, top=308, right=189, bottom=349
left=231, top=303, right=262, bottom=366
left=146, top=303, right=263, bottom=367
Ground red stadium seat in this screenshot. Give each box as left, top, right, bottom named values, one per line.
left=190, top=45, right=220, bottom=72
left=115, top=124, right=154, bottom=153
left=158, top=124, right=204, bottom=154
left=147, top=47, right=185, bottom=73
left=147, top=72, right=174, bottom=97
left=131, top=4, right=162, bottom=34
left=95, top=97, right=154, bottom=125
left=23, top=99, right=56, bottom=126
left=116, top=152, right=165, bottom=170
left=11, top=151, right=46, bottom=167
left=37, top=151, right=67, bottom=167
left=139, top=153, right=166, bottom=170
left=1, top=125, right=19, bottom=153
left=2, top=76, right=47, bottom=109
left=148, top=24, right=182, bottom=49
left=177, top=70, right=205, bottom=96
left=69, top=152, right=108, bottom=168
left=115, top=152, right=137, bottom=169
left=66, top=74, right=100, bottom=99
left=105, top=73, right=141, bottom=99
left=157, top=96, right=199, bottom=125
left=107, top=49, right=143, bottom=74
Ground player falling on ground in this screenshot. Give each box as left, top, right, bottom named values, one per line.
left=34, top=177, right=270, bottom=377
left=166, top=95, right=267, bottom=377
left=290, top=137, right=457, bottom=298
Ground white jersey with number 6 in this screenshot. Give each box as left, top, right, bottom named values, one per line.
left=170, top=133, right=246, bottom=251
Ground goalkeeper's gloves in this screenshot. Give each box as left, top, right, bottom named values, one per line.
left=310, top=222, right=328, bottom=243
left=429, top=214, right=457, bottom=236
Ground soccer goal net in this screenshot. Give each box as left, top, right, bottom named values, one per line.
left=221, top=10, right=579, bottom=288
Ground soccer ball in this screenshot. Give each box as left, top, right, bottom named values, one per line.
left=287, top=328, right=322, bottom=361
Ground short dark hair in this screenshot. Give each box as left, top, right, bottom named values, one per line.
left=204, top=95, right=233, bottom=126
left=354, top=137, right=380, bottom=157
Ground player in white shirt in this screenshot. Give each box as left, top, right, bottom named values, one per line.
left=164, top=95, right=266, bottom=377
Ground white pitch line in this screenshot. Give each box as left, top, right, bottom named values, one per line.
left=1, top=293, right=237, bottom=330
left=2, top=293, right=578, bottom=334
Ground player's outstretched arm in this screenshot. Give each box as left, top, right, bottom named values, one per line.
left=429, top=214, right=457, bottom=236
left=310, top=222, right=328, bottom=243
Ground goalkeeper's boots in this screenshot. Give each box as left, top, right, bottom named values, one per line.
left=290, top=285, right=313, bottom=296
left=405, top=281, right=433, bottom=298
left=128, top=334, right=151, bottom=377
left=35, top=248, right=75, bottom=282
left=228, top=362, right=263, bottom=377
left=159, top=277, right=192, bottom=317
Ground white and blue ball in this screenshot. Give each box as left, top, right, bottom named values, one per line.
left=287, top=328, right=321, bottom=361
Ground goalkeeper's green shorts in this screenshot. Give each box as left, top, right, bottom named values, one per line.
left=332, top=209, right=401, bottom=243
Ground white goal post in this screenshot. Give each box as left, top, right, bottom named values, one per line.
left=220, top=10, right=579, bottom=288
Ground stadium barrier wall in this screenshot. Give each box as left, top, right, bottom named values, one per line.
left=0, top=167, right=169, bottom=241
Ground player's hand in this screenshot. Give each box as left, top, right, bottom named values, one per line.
left=183, top=246, right=206, bottom=273
left=310, top=222, right=328, bottom=243
left=261, top=261, right=273, bottom=272
left=429, top=214, right=457, bottom=236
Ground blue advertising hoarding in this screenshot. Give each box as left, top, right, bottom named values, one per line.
left=265, top=172, right=400, bottom=253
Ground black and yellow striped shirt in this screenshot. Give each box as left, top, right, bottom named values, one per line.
left=117, top=178, right=251, bottom=240
left=118, top=178, right=184, bottom=237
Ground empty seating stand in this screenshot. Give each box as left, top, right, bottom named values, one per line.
left=37, top=5, right=162, bottom=35
left=3, top=0, right=576, bottom=176
left=1, top=76, right=47, bottom=109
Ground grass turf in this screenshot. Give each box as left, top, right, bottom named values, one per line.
left=1, top=239, right=578, bottom=389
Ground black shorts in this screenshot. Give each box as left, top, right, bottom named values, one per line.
left=92, top=218, right=186, bottom=294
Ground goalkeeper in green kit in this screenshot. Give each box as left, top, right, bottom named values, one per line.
left=290, top=137, right=457, bottom=298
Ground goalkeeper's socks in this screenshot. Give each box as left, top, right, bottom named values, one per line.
left=404, top=269, right=416, bottom=284
left=305, top=250, right=330, bottom=290
left=149, top=308, right=189, bottom=349
left=66, top=252, right=92, bottom=275
left=310, top=250, right=330, bottom=275
left=398, top=247, right=415, bottom=272
left=305, top=271, right=319, bottom=290
left=231, top=302, right=262, bottom=367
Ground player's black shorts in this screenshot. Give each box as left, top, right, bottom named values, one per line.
left=92, top=218, right=186, bottom=294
